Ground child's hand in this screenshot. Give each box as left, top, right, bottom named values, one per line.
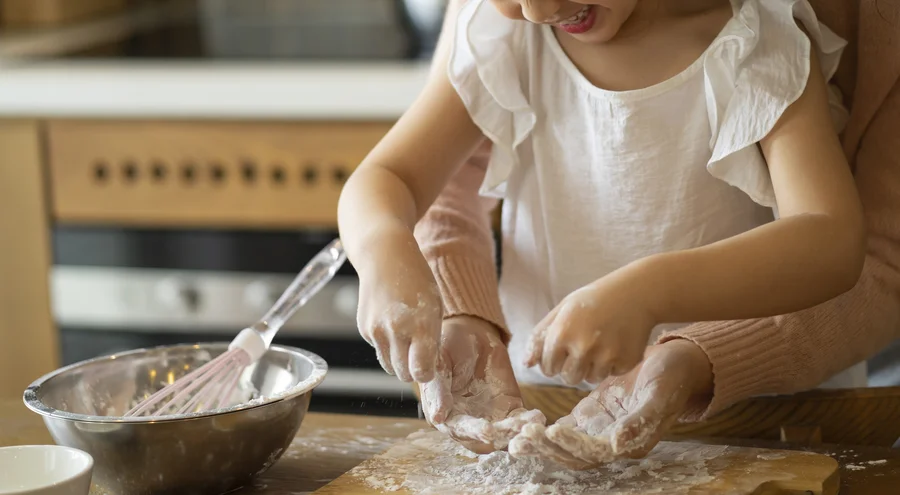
left=525, top=263, right=660, bottom=385
left=355, top=237, right=443, bottom=383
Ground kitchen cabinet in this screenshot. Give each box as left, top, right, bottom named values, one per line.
left=0, top=121, right=58, bottom=399
left=46, top=120, right=390, bottom=228
left=0, top=118, right=393, bottom=399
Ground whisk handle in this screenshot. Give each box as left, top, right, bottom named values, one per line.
left=259, top=238, right=347, bottom=346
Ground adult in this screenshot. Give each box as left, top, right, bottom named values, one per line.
left=411, top=0, right=900, bottom=459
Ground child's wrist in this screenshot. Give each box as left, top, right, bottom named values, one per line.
left=622, top=254, right=673, bottom=324
left=351, top=222, right=419, bottom=273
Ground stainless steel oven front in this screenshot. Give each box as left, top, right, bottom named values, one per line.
left=50, top=226, right=418, bottom=417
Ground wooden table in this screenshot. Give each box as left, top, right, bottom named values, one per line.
left=2, top=399, right=899, bottom=494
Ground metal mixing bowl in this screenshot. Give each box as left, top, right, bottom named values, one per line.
left=23, top=343, right=327, bottom=495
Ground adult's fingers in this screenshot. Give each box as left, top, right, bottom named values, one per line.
left=420, top=355, right=453, bottom=425
left=568, top=389, right=622, bottom=437
left=555, top=414, right=578, bottom=428
left=509, top=423, right=589, bottom=469
left=545, top=424, right=615, bottom=467
left=492, top=408, right=546, bottom=450
left=609, top=393, right=678, bottom=458
left=439, top=415, right=496, bottom=454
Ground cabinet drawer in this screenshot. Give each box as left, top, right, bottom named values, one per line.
left=46, top=120, right=390, bottom=228
left=1, top=0, right=126, bottom=27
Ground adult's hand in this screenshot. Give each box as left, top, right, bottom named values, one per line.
left=421, top=315, right=546, bottom=454
left=509, top=340, right=713, bottom=469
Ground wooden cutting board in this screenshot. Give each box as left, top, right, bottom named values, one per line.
left=316, top=430, right=840, bottom=494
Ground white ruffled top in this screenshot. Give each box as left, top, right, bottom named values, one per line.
left=448, top=0, right=866, bottom=389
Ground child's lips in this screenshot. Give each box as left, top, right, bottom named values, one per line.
left=556, top=5, right=597, bottom=34
left=557, top=5, right=590, bottom=24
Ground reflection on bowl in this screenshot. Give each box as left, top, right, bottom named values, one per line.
left=23, top=344, right=327, bottom=495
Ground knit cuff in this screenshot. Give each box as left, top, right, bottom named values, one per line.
left=656, top=317, right=790, bottom=421
left=427, top=253, right=511, bottom=343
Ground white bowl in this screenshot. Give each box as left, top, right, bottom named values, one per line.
left=0, top=445, right=92, bottom=495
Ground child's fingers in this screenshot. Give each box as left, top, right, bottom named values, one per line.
left=541, top=335, right=568, bottom=378
left=525, top=320, right=551, bottom=368
left=371, top=327, right=395, bottom=376
left=524, top=330, right=546, bottom=369
left=408, top=336, right=437, bottom=383
left=560, top=352, right=588, bottom=386
left=610, top=345, right=645, bottom=377
left=540, top=304, right=582, bottom=377
left=359, top=326, right=375, bottom=347
left=586, top=360, right=611, bottom=386
left=390, top=335, right=413, bottom=382
left=526, top=303, right=564, bottom=367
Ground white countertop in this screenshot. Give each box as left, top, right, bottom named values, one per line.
left=0, top=60, right=432, bottom=120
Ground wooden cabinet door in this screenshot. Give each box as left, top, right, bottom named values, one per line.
left=46, top=120, right=391, bottom=229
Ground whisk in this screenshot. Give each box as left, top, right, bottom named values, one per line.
left=125, top=238, right=346, bottom=417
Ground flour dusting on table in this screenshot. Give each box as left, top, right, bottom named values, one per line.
left=353, top=430, right=724, bottom=494
left=285, top=423, right=415, bottom=460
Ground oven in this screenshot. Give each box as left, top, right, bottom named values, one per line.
left=51, top=226, right=420, bottom=417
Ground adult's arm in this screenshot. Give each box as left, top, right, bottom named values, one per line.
left=412, top=0, right=508, bottom=339
left=413, top=143, right=508, bottom=338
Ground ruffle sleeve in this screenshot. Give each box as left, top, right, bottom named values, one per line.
left=703, top=0, right=848, bottom=208
left=447, top=0, right=536, bottom=198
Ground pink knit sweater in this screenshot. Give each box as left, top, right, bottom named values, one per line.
left=413, top=0, right=900, bottom=418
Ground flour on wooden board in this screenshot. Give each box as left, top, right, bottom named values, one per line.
left=354, top=430, right=725, bottom=495
left=285, top=423, right=413, bottom=460
left=844, top=460, right=889, bottom=471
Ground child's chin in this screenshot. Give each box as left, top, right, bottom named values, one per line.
left=570, top=20, right=623, bottom=44
left=572, top=28, right=619, bottom=45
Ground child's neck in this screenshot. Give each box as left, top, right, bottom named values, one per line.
left=617, top=0, right=732, bottom=42
left=553, top=0, right=734, bottom=92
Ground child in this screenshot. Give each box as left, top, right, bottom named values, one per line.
left=338, top=0, right=865, bottom=458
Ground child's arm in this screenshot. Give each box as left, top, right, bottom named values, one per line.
left=527, top=51, right=866, bottom=385
left=644, top=51, right=866, bottom=322
left=660, top=80, right=900, bottom=418
left=337, top=0, right=484, bottom=383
